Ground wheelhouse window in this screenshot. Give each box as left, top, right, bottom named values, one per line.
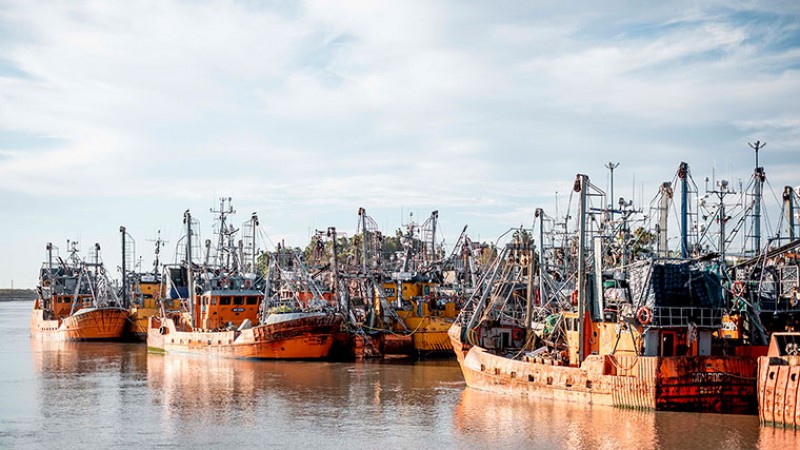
left=220, top=297, right=231, bottom=305
left=245, top=296, right=257, bottom=305
left=233, top=296, right=244, bottom=305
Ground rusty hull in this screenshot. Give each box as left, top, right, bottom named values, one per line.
left=449, top=325, right=756, bottom=414
left=758, top=333, right=800, bottom=428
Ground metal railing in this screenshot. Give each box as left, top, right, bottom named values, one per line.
left=651, top=306, right=723, bottom=328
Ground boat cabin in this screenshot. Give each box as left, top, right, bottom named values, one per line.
left=383, top=279, right=436, bottom=304
left=563, top=259, right=724, bottom=364
left=38, top=267, right=96, bottom=318
left=47, top=294, right=93, bottom=318
left=194, top=290, right=262, bottom=330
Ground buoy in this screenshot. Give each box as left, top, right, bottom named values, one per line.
left=637, top=306, right=653, bottom=325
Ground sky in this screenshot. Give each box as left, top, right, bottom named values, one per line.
left=1, top=0, right=799, bottom=288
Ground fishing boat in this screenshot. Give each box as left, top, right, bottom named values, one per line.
left=758, top=332, right=800, bottom=428
left=382, top=210, right=460, bottom=356
left=119, top=228, right=181, bottom=341
left=387, top=275, right=457, bottom=355
left=317, top=208, right=458, bottom=359
left=316, top=213, right=412, bottom=360
left=31, top=242, right=129, bottom=341
left=147, top=204, right=342, bottom=359
left=450, top=174, right=757, bottom=414
left=125, top=272, right=164, bottom=341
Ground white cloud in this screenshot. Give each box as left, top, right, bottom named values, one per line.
left=0, top=0, right=798, bottom=286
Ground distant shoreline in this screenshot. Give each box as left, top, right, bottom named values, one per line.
left=0, top=289, right=37, bottom=301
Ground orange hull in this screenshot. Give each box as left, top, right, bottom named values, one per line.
left=758, top=356, right=800, bottom=428
left=757, top=333, right=800, bottom=428
left=30, top=307, right=129, bottom=341
left=449, top=324, right=756, bottom=414
left=148, top=313, right=343, bottom=360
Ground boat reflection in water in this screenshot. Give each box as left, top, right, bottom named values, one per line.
left=145, top=354, right=466, bottom=446
left=30, top=337, right=146, bottom=376
left=452, top=388, right=765, bottom=450
left=29, top=338, right=148, bottom=449
left=14, top=298, right=796, bottom=450
left=24, top=334, right=797, bottom=450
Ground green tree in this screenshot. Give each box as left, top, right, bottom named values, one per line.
left=631, top=226, right=656, bottom=259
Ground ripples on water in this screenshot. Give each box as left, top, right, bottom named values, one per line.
left=1, top=301, right=797, bottom=449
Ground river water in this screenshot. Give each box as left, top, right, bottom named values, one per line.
left=0, top=300, right=797, bottom=449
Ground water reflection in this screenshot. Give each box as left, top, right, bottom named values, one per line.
left=30, top=338, right=147, bottom=376
left=29, top=338, right=148, bottom=449
left=452, top=387, right=768, bottom=450
left=15, top=308, right=794, bottom=450
left=453, top=388, right=654, bottom=449
left=145, top=355, right=465, bottom=447
left=757, top=427, right=800, bottom=450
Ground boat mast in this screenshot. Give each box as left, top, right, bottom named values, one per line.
left=749, top=141, right=766, bottom=254
left=525, top=223, right=535, bottom=344
left=708, top=179, right=734, bottom=262
left=536, top=209, right=546, bottom=308
left=211, top=197, right=235, bottom=269
left=120, top=226, right=128, bottom=308
left=429, top=210, right=438, bottom=263
left=359, top=208, right=368, bottom=274
left=605, top=162, right=619, bottom=215
left=328, top=227, right=342, bottom=315
left=575, top=174, right=589, bottom=363
left=719, top=191, right=727, bottom=262
left=155, top=230, right=162, bottom=271
left=657, top=182, right=672, bottom=257
left=678, top=162, right=690, bottom=258
left=47, top=242, right=53, bottom=271
left=785, top=186, right=797, bottom=240
left=251, top=213, right=259, bottom=273
left=184, top=210, right=196, bottom=329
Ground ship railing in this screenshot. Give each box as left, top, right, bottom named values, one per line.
left=650, top=306, right=723, bottom=328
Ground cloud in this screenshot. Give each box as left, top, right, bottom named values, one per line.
left=0, top=0, right=798, bottom=286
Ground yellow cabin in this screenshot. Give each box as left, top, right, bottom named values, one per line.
left=382, top=281, right=437, bottom=304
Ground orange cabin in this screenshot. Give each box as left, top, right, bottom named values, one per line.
left=49, top=294, right=93, bottom=318
left=194, top=292, right=261, bottom=330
